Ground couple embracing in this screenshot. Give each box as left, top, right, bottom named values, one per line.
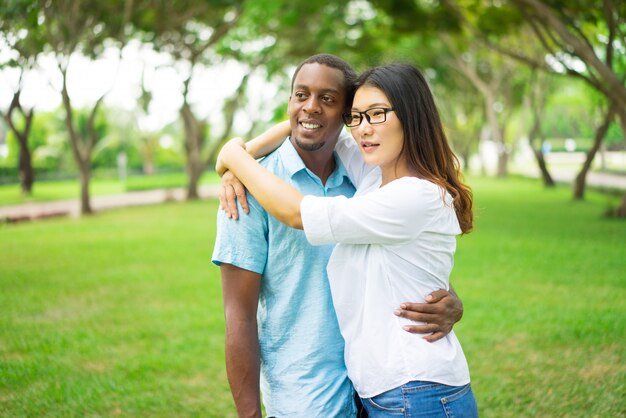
left=212, top=53, right=478, bottom=418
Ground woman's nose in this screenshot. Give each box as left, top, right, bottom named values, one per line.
left=357, top=117, right=374, bottom=135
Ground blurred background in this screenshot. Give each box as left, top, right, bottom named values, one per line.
left=1, top=1, right=625, bottom=417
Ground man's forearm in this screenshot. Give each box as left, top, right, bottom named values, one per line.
left=225, top=320, right=262, bottom=418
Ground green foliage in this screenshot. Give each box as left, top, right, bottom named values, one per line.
left=542, top=79, right=625, bottom=144
left=0, top=178, right=624, bottom=416
left=0, top=109, right=70, bottom=175
left=369, top=0, right=462, bottom=34
left=474, top=4, right=524, bottom=37
left=1, top=0, right=624, bottom=194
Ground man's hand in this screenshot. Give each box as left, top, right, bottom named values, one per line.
left=218, top=171, right=249, bottom=220
left=394, top=288, right=463, bottom=343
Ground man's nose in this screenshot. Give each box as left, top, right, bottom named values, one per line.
left=303, top=96, right=322, bottom=113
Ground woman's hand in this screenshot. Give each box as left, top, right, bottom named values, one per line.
left=216, top=137, right=246, bottom=176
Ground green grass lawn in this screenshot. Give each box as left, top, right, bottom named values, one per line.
left=1, top=176, right=625, bottom=417
left=0, top=171, right=221, bottom=206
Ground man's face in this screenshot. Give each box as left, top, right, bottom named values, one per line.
left=288, top=63, right=347, bottom=152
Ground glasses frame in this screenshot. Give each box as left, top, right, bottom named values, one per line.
left=343, top=107, right=395, bottom=127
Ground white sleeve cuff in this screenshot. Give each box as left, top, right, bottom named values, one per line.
left=301, top=195, right=335, bottom=245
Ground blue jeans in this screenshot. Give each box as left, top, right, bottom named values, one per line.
left=361, top=381, right=478, bottom=417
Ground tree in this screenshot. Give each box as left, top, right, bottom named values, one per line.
left=39, top=0, right=139, bottom=214
left=0, top=2, right=43, bottom=194
left=453, top=0, right=626, bottom=213
left=524, top=70, right=555, bottom=187
left=2, top=71, right=35, bottom=194
left=350, top=1, right=530, bottom=176
left=573, top=103, right=617, bottom=199
left=132, top=1, right=245, bottom=199
left=447, top=45, right=523, bottom=177
left=508, top=0, right=626, bottom=135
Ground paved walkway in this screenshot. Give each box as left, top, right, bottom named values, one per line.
left=1, top=170, right=625, bottom=223
left=0, top=185, right=221, bottom=222
left=514, top=168, right=626, bottom=190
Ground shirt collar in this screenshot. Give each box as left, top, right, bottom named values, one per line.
left=278, top=137, right=350, bottom=187
left=278, top=137, right=308, bottom=178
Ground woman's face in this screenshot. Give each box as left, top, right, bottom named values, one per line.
left=350, top=85, right=405, bottom=172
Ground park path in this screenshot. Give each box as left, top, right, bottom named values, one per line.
left=1, top=171, right=625, bottom=223
left=0, top=185, right=220, bottom=222
left=515, top=168, right=626, bottom=190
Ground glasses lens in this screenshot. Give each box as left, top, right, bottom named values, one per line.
left=367, top=108, right=387, bottom=124
left=345, top=113, right=361, bottom=127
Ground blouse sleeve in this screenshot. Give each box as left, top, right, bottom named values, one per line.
left=334, top=130, right=378, bottom=188
left=301, top=178, right=452, bottom=245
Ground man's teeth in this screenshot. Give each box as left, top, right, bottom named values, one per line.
left=301, top=122, right=321, bottom=129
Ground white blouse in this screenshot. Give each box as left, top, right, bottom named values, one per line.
left=300, top=132, right=471, bottom=397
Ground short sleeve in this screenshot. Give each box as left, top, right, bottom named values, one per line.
left=212, top=194, right=269, bottom=274
left=301, top=178, right=448, bottom=245
left=334, top=130, right=379, bottom=188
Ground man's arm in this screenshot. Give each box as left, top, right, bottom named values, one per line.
left=394, top=285, right=463, bottom=343
left=221, top=263, right=263, bottom=418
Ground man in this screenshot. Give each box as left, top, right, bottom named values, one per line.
left=212, top=54, right=463, bottom=417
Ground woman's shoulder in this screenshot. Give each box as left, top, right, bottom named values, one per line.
left=382, top=177, right=451, bottom=208
left=385, top=176, right=441, bottom=194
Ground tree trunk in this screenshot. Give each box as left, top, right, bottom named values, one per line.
left=60, top=63, right=103, bottom=215
left=140, top=138, right=155, bottom=175
left=206, top=73, right=251, bottom=166
left=532, top=148, right=555, bottom=187
left=478, top=127, right=490, bottom=176
left=484, top=93, right=508, bottom=177
left=460, top=148, right=470, bottom=171
left=525, top=72, right=555, bottom=187
left=186, top=166, right=202, bottom=200
left=572, top=105, right=616, bottom=200
left=496, top=145, right=508, bottom=178
left=78, top=162, right=92, bottom=214
left=4, top=90, right=35, bottom=195
left=613, top=192, right=626, bottom=218
left=143, top=160, right=154, bottom=175
left=181, top=103, right=206, bottom=200
left=18, top=139, right=34, bottom=194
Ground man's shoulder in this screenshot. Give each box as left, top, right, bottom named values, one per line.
left=258, top=143, right=288, bottom=174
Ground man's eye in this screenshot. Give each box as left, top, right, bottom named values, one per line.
left=322, top=96, right=335, bottom=103
left=295, top=92, right=307, bottom=100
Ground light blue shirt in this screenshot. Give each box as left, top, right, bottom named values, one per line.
left=212, top=139, right=357, bottom=417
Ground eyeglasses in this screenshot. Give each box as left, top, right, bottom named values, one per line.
left=343, top=107, right=395, bottom=127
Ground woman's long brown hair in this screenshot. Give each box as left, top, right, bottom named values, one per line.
left=355, top=64, right=473, bottom=233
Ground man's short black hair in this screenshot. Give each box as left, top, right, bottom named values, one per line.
left=291, top=53, right=357, bottom=108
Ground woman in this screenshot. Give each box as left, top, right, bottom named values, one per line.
left=217, top=63, right=478, bottom=417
